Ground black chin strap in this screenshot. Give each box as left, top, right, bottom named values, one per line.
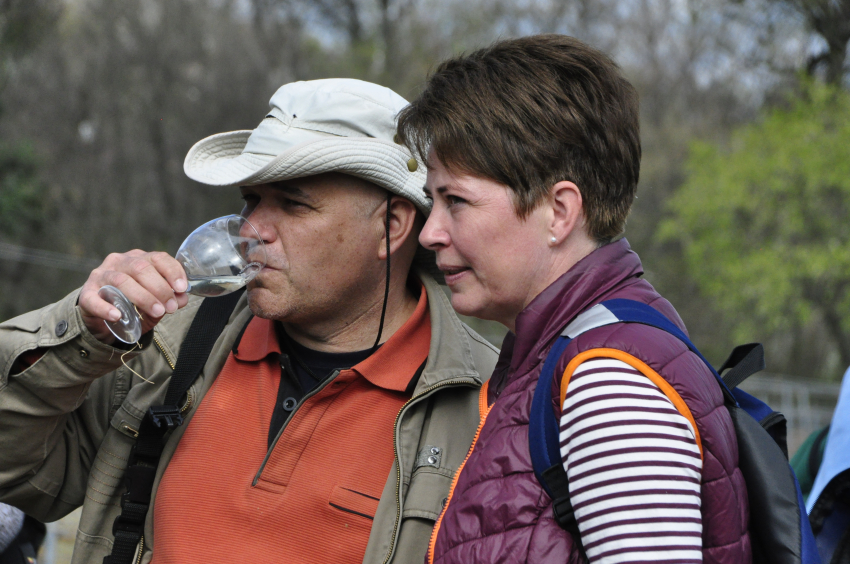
left=372, top=193, right=391, bottom=350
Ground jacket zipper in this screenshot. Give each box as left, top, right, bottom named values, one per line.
left=180, top=388, right=194, bottom=414
left=135, top=535, right=144, bottom=564
left=380, top=378, right=479, bottom=564
left=152, top=334, right=176, bottom=370
left=153, top=333, right=193, bottom=413
left=138, top=336, right=166, bottom=564
left=427, top=382, right=492, bottom=564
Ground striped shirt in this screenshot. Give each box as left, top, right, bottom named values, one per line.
left=559, top=358, right=703, bottom=564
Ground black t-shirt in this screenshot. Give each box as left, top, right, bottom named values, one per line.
left=268, top=323, right=375, bottom=446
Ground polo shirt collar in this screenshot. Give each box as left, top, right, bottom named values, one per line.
left=233, top=316, right=280, bottom=361
left=350, top=282, right=430, bottom=392
left=232, top=282, right=430, bottom=393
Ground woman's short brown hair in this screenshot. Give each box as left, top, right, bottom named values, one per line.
left=397, top=34, right=640, bottom=244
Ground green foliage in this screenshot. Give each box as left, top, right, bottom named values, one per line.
left=0, top=142, right=45, bottom=238
left=660, top=80, right=850, bottom=364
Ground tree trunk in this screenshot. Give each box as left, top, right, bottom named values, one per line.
left=821, top=306, right=850, bottom=371
left=791, top=0, right=850, bottom=84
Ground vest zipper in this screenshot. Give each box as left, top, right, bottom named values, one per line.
left=152, top=334, right=176, bottom=370
left=380, top=377, right=479, bottom=564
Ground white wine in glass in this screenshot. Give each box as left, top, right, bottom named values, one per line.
left=98, top=214, right=266, bottom=343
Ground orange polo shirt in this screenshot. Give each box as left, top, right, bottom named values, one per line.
left=151, top=286, right=430, bottom=564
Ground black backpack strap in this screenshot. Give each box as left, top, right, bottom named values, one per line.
left=540, top=463, right=587, bottom=560
left=104, top=289, right=245, bottom=564
left=718, top=343, right=764, bottom=390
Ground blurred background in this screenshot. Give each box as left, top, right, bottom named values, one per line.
left=0, top=0, right=848, bottom=560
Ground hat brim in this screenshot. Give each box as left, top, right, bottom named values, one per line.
left=184, top=131, right=429, bottom=214
left=183, top=130, right=443, bottom=283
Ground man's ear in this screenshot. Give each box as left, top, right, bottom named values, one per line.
left=377, top=196, right=418, bottom=260
left=548, top=181, right=585, bottom=245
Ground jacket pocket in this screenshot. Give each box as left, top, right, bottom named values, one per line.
left=328, top=485, right=380, bottom=520
left=402, top=467, right=453, bottom=521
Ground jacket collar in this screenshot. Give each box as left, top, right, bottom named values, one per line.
left=348, top=281, right=430, bottom=392
left=508, top=238, right=643, bottom=376
left=412, top=269, right=491, bottom=394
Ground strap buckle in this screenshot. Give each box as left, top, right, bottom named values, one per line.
left=111, top=503, right=147, bottom=537
left=552, top=495, right=576, bottom=527
left=146, top=405, right=183, bottom=430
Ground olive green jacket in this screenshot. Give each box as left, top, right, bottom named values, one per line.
left=0, top=272, right=498, bottom=564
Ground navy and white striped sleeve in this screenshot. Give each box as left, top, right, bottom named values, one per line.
left=559, top=357, right=703, bottom=564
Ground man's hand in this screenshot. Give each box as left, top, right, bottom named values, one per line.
left=79, top=250, right=190, bottom=345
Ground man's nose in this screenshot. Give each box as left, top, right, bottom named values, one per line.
left=241, top=207, right=275, bottom=245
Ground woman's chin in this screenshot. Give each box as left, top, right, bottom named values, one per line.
left=449, top=291, right=503, bottom=323
left=449, top=292, right=482, bottom=318
left=449, top=290, right=518, bottom=330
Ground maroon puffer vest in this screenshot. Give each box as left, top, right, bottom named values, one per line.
left=430, top=239, right=751, bottom=564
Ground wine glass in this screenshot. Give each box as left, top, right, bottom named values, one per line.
left=98, top=214, right=266, bottom=343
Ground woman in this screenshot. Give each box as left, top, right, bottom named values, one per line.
left=397, top=35, right=750, bottom=564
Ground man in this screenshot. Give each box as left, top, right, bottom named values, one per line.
left=0, top=79, right=498, bottom=564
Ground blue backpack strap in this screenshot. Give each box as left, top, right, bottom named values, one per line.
left=529, top=333, right=585, bottom=556
left=529, top=334, right=571, bottom=498
left=599, top=299, right=738, bottom=404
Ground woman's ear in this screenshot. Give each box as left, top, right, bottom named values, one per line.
left=548, top=180, right=585, bottom=245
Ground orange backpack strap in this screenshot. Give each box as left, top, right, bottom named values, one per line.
left=559, top=348, right=703, bottom=459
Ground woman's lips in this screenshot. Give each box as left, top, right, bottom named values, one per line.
left=440, top=266, right=470, bottom=284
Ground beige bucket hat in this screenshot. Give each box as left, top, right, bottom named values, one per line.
left=183, top=78, right=440, bottom=280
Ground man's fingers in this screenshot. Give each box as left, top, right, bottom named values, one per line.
left=122, top=256, right=181, bottom=315
left=148, top=251, right=189, bottom=295
left=79, top=283, right=122, bottom=322
left=96, top=270, right=165, bottom=321
left=79, top=250, right=192, bottom=342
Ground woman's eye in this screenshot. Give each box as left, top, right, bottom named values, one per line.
left=446, top=195, right=466, bottom=206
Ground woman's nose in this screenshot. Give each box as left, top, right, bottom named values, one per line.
left=419, top=209, right=450, bottom=250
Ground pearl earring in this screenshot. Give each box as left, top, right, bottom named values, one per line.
left=550, top=236, right=557, bottom=244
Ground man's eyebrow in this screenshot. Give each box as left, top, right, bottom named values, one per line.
left=268, top=181, right=315, bottom=201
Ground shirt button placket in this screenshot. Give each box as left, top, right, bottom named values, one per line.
left=282, top=397, right=297, bottom=412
